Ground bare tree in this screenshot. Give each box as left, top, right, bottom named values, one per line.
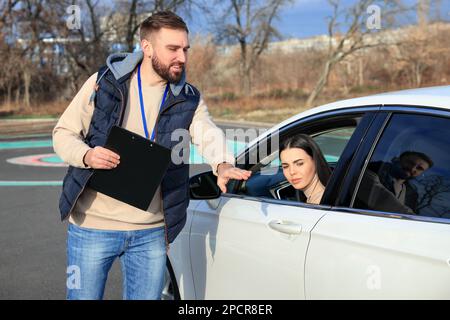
left=0, top=0, right=20, bottom=25
left=377, top=0, right=449, bottom=88
left=47, top=0, right=113, bottom=90
left=417, top=0, right=430, bottom=27
left=391, top=25, right=432, bottom=87
left=415, top=175, right=450, bottom=217
left=0, top=0, right=198, bottom=112
left=125, top=0, right=139, bottom=51
left=2, top=0, right=49, bottom=110
left=0, top=0, right=21, bottom=106
left=213, top=0, right=291, bottom=96
left=304, top=0, right=407, bottom=108
left=186, top=35, right=217, bottom=92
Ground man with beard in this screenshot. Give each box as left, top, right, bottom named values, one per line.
left=370, top=151, right=433, bottom=212
left=53, top=11, right=251, bottom=300
left=355, top=151, right=433, bottom=215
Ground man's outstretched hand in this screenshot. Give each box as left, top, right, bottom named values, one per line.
left=216, top=163, right=252, bottom=193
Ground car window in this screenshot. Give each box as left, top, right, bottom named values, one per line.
left=313, top=127, right=355, bottom=163
left=352, top=113, right=450, bottom=220
left=265, top=127, right=355, bottom=168
left=236, top=125, right=357, bottom=200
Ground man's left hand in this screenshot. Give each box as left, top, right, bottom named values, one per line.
left=216, top=163, right=252, bottom=193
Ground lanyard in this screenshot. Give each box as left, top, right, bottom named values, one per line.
left=137, top=63, right=169, bottom=141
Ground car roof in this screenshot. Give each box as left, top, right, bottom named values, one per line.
left=262, top=85, right=450, bottom=139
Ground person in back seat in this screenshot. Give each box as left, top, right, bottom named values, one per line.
left=356, top=151, right=433, bottom=214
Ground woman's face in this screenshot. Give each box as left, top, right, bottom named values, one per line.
left=280, top=147, right=316, bottom=190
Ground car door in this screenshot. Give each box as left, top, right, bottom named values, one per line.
left=305, top=108, right=450, bottom=299
left=189, top=108, right=377, bottom=299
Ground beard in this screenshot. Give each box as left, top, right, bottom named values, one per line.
left=151, top=53, right=185, bottom=84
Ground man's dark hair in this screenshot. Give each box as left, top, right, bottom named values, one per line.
left=400, top=151, right=434, bottom=168
left=140, top=11, right=189, bottom=40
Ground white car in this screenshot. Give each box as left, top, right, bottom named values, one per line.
left=163, top=85, right=450, bottom=300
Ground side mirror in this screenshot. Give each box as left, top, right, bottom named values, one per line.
left=189, top=171, right=221, bottom=199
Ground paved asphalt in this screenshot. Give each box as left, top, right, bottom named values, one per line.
left=0, top=122, right=268, bottom=300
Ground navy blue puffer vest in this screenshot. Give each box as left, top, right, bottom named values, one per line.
left=59, top=64, right=200, bottom=244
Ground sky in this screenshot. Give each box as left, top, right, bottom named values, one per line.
left=188, top=0, right=450, bottom=40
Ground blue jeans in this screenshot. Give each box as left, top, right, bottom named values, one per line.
left=66, top=223, right=167, bottom=300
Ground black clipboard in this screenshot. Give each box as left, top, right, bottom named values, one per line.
left=88, top=125, right=172, bottom=211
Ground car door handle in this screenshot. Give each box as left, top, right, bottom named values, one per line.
left=268, top=220, right=302, bottom=235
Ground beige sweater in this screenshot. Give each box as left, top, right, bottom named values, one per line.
left=53, top=70, right=234, bottom=231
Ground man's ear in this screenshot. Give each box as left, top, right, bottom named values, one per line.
left=140, top=38, right=153, bottom=57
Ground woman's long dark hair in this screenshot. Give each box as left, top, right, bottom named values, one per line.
left=279, top=134, right=331, bottom=187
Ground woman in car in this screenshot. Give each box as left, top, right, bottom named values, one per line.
left=280, top=134, right=331, bottom=204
